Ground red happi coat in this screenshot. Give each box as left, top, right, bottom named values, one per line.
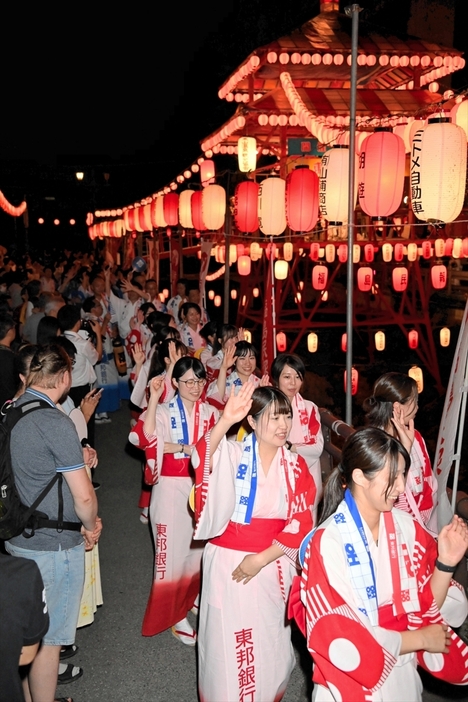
left=299, top=510, right=468, bottom=701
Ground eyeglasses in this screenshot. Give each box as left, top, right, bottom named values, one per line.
left=178, top=379, right=206, bottom=388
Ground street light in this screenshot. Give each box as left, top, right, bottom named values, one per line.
left=75, top=172, right=84, bottom=181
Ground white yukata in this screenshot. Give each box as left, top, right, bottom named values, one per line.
left=128, top=399, right=218, bottom=636
left=193, top=434, right=316, bottom=702
left=180, top=322, right=206, bottom=353
left=206, top=370, right=260, bottom=410
left=301, top=498, right=468, bottom=702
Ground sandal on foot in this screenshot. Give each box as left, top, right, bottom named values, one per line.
left=60, top=644, right=79, bottom=660
left=171, top=625, right=197, bottom=646
left=57, top=664, right=83, bottom=684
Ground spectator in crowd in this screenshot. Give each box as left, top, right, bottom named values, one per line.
left=40, top=267, right=56, bottom=293
left=22, top=293, right=52, bottom=344
left=0, top=312, right=18, bottom=408
left=166, top=278, right=189, bottom=321
left=37, top=317, right=61, bottom=346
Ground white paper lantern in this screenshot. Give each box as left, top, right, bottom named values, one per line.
left=155, top=196, right=167, bottom=228
left=179, top=190, right=194, bottom=229
left=319, top=146, right=354, bottom=224
left=258, top=177, right=287, bottom=235
left=238, top=137, right=257, bottom=172
left=275, top=260, right=289, bottom=280
left=411, top=118, right=467, bottom=223
left=307, top=332, right=318, bottom=353
left=202, top=185, right=226, bottom=230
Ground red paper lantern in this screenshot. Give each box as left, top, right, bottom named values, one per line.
left=421, top=241, right=432, bottom=259
left=285, top=166, right=319, bottom=232
left=200, top=159, right=215, bottom=187
left=394, top=243, right=404, bottom=262
left=312, top=265, right=328, bottom=290
left=124, top=208, right=137, bottom=232
left=364, top=244, right=374, bottom=262
left=234, top=181, right=259, bottom=233
left=134, top=208, right=144, bottom=232
left=408, top=330, right=419, bottom=349
left=338, top=244, right=348, bottom=263
left=276, top=332, right=287, bottom=352
left=310, top=243, right=320, bottom=261
left=344, top=367, right=359, bottom=395
left=444, top=238, right=454, bottom=256
left=341, top=333, right=347, bottom=352
left=357, top=267, right=373, bottom=292
left=163, top=193, right=179, bottom=227
left=431, top=264, right=447, bottom=289
left=191, top=191, right=207, bottom=231
left=463, top=238, right=468, bottom=257
left=392, top=267, right=408, bottom=292
left=358, top=130, right=405, bottom=217
left=237, top=256, right=251, bottom=276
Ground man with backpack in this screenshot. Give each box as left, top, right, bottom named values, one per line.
left=3, top=344, right=101, bottom=702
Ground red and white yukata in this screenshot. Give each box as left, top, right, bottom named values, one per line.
left=129, top=399, right=218, bottom=636
left=395, top=429, right=438, bottom=535
left=300, top=504, right=468, bottom=701
left=193, top=433, right=316, bottom=702
left=206, top=370, right=261, bottom=411
left=288, top=393, right=323, bottom=520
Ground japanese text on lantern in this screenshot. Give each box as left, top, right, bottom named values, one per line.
left=235, top=628, right=256, bottom=701
left=155, top=524, right=167, bottom=579
left=319, top=155, right=328, bottom=216
left=410, top=131, right=423, bottom=214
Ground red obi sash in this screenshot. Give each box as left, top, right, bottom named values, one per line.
left=210, top=518, right=286, bottom=553
left=160, top=454, right=191, bottom=478
left=378, top=604, right=409, bottom=632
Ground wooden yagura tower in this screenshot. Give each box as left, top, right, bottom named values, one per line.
left=199, top=0, right=466, bottom=392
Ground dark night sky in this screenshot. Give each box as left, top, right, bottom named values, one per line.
left=0, top=0, right=466, bottom=243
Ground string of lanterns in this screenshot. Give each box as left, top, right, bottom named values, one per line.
left=0, top=191, right=27, bottom=217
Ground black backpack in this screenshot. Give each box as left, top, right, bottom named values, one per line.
left=0, top=399, right=82, bottom=541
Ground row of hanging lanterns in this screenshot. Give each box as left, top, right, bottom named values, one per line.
left=302, top=327, right=450, bottom=355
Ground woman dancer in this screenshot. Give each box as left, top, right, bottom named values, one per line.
left=194, top=383, right=316, bottom=701
left=301, top=427, right=468, bottom=702
left=271, top=353, right=323, bottom=520
left=179, top=302, right=205, bottom=352
left=206, top=340, right=266, bottom=410
left=364, top=372, right=437, bottom=534
left=129, top=357, right=218, bottom=644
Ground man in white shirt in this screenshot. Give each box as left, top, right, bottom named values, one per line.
left=105, top=269, right=144, bottom=341
left=166, top=278, right=189, bottom=323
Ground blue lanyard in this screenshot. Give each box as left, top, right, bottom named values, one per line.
left=344, top=488, right=378, bottom=599
left=244, top=434, right=258, bottom=523
left=176, top=394, right=189, bottom=446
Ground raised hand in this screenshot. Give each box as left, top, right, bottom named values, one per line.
left=168, top=339, right=183, bottom=365
left=259, top=373, right=270, bottom=387
left=222, top=381, right=255, bottom=426
left=222, top=341, right=237, bottom=370
left=391, top=404, right=414, bottom=452
left=149, top=375, right=165, bottom=401
left=438, top=515, right=468, bottom=568
left=133, top=342, right=146, bottom=366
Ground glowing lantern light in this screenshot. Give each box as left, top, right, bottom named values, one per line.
left=338, top=244, right=348, bottom=263
left=444, top=238, right=454, bottom=256
left=411, top=118, right=467, bottom=223
left=394, top=243, right=404, bottom=262
left=252, top=287, right=260, bottom=298
left=202, top=184, right=226, bottom=230
left=364, top=244, right=374, bottom=262
left=358, top=130, right=405, bottom=217
left=463, top=238, right=468, bottom=258
left=393, top=267, right=408, bottom=292
left=238, top=137, right=257, bottom=172
left=258, top=177, right=286, bottom=235
left=325, top=244, right=336, bottom=263
left=344, top=368, right=359, bottom=395
left=375, top=331, right=386, bottom=351
left=238, top=255, right=251, bottom=276
left=200, top=159, right=215, bottom=187
left=208, top=290, right=215, bottom=300
left=440, top=327, right=450, bottom=347
left=38, top=217, right=44, bottom=224
left=408, top=330, right=419, bottom=349
left=319, top=147, right=354, bottom=224
left=214, top=295, right=222, bottom=307
left=242, top=330, right=251, bottom=343
left=70, top=219, right=76, bottom=225
left=357, top=267, right=373, bottom=292
left=353, top=245, right=361, bottom=263
left=453, top=238, right=463, bottom=258
left=307, top=332, right=318, bottom=353
left=431, top=264, right=447, bottom=289
left=231, top=289, right=238, bottom=300
left=312, top=265, right=328, bottom=290
left=285, top=166, right=319, bottom=232
left=310, top=243, right=320, bottom=261
left=237, top=244, right=245, bottom=257
left=321, top=291, right=329, bottom=301
left=250, top=242, right=262, bottom=261
left=382, top=243, right=393, bottom=262
left=141, top=204, right=153, bottom=231
left=421, top=241, right=432, bottom=259
left=234, top=181, right=259, bottom=233
left=276, top=332, right=287, bottom=352
left=407, top=243, right=418, bottom=261
left=408, top=365, right=424, bottom=393
left=154, top=197, right=167, bottom=228
left=434, top=238, right=445, bottom=257
left=191, top=191, right=207, bottom=231
left=283, top=242, right=293, bottom=261
left=451, top=100, right=468, bottom=141
left=163, top=193, right=179, bottom=227
left=341, top=333, right=347, bottom=352
left=54, top=219, right=60, bottom=225
left=275, top=260, right=289, bottom=280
